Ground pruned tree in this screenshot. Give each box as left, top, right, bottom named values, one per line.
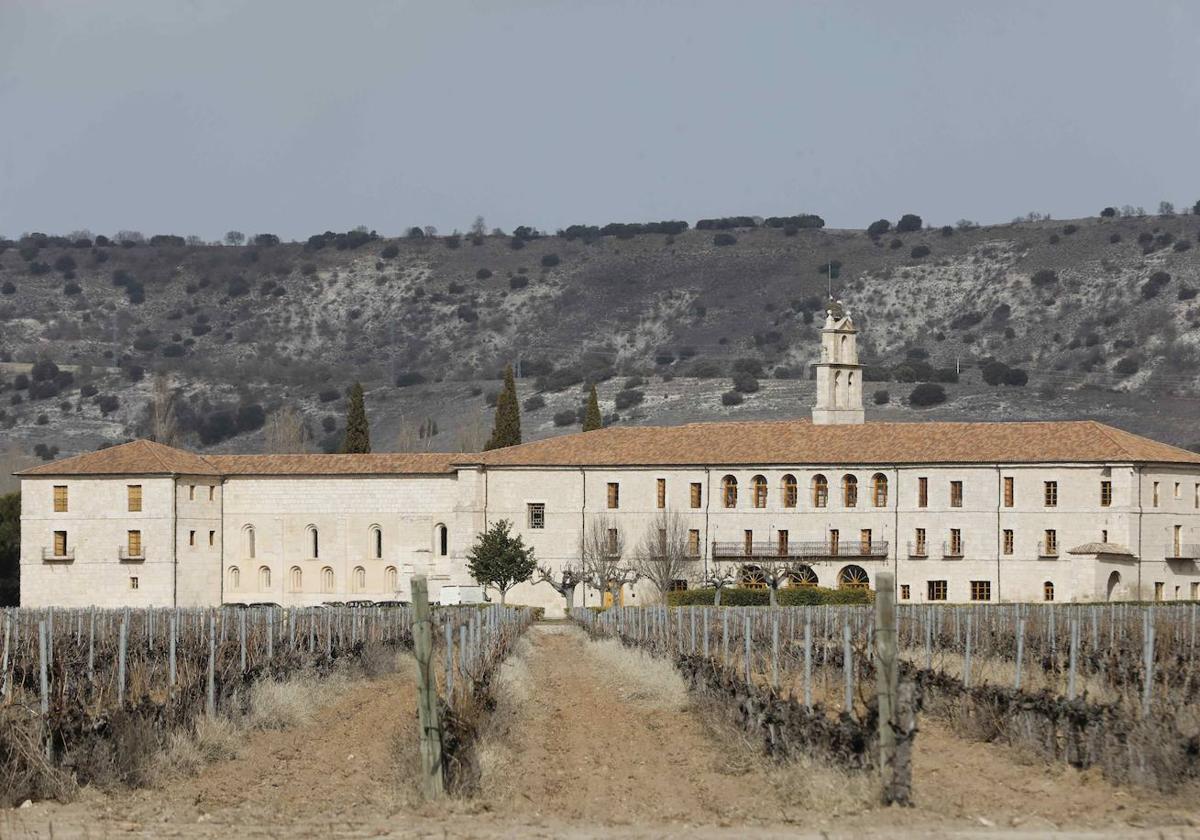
left=631, top=511, right=698, bottom=603
left=740, top=556, right=795, bottom=608
left=581, top=514, right=637, bottom=606
left=148, top=373, right=179, bottom=446
left=467, top=519, right=536, bottom=605
left=264, top=405, right=312, bottom=453
left=536, top=558, right=586, bottom=611
left=704, top=563, right=738, bottom=607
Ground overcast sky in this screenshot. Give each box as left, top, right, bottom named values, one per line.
left=2, top=0, right=1198, bottom=241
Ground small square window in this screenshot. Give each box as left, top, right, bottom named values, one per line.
left=527, top=502, right=545, bottom=529
left=970, top=580, right=992, bottom=602
left=900, top=584, right=911, bottom=600
left=927, top=580, right=947, bottom=601
left=129, top=576, right=139, bottom=590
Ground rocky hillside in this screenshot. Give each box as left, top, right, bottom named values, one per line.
left=3, top=213, right=1200, bottom=483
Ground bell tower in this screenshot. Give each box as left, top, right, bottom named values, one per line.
left=811, top=300, right=865, bottom=425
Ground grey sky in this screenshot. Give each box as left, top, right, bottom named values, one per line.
left=2, top=0, right=1198, bottom=241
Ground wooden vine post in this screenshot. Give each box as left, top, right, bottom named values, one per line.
left=874, top=571, right=911, bottom=805
left=411, top=576, right=445, bottom=799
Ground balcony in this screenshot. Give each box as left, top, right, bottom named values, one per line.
left=119, top=546, right=146, bottom=562
left=907, top=541, right=928, bottom=559
left=1038, top=542, right=1059, bottom=559
left=42, top=548, right=74, bottom=562
left=941, top=541, right=964, bottom=560
left=711, top=540, right=889, bottom=560
left=1168, top=545, right=1200, bottom=561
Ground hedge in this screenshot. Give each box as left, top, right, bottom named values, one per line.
left=666, top=586, right=873, bottom=607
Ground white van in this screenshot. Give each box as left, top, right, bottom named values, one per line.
left=438, top=584, right=485, bottom=605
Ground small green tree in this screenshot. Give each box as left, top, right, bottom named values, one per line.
left=340, top=382, right=371, bottom=453
left=583, top=384, right=602, bottom=431
left=467, top=519, right=536, bottom=605
left=485, top=364, right=521, bottom=450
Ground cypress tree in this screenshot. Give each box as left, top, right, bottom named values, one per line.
left=583, top=384, right=602, bottom=431
left=340, top=382, right=371, bottom=453
left=485, top=364, right=521, bottom=450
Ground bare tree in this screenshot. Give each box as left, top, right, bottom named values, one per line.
left=631, top=511, right=700, bottom=604
left=455, top=411, right=489, bottom=453
left=148, top=374, right=179, bottom=446
left=470, top=216, right=487, bottom=241
left=536, top=558, right=586, bottom=611
left=1159, top=201, right=1176, bottom=216
left=737, top=556, right=796, bottom=608
left=224, top=230, right=245, bottom=246
left=581, top=514, right=637, bottom=606
left=263, top=406, right=312, bottom=453
left=704, top=563, right=738, bottom=607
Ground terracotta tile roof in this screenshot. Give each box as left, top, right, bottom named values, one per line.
left=206, top=453, right=457, bottom=476
left=1067, top=542, right=1135, bottom=556
left=16, top=440, right=222, bottom=476
left=452, top=419, right=1200, bottom=468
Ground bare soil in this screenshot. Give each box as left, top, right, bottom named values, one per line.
left=4, top=624, right=1200, bottom=839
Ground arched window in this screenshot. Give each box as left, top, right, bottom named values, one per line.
left=788, top=565, right=819, bottom=587
left=352, top=565, right=366, bottom=593
left=1106, top=570, right=1121, bottom=601
left=370, top=525, right=382, bottom=560
left=436, top=524, right=448, bottom=557
left=781, top=474, right=798, bottom=508
left=321, top=566, right=335, bottom=593
left=812, top=474, right=828, bottom=508
left=832, top=370, right=842, bottom=407
left=289, top=566, right=302, bottom=593
left=751, top=475, right=768, bottom=508
left=872, top=473, right=888, bottom=507
left=1043, top=580, right=1055, bottom=602
left=842, top=474, right=858, bottom=507
left=837, top=564, right=870, bottom=590
left=740, top=565, right=766, bottom=589
left=258, top=565, right=271, bottom=591
left=228, top=566, right=240, bottom=590
left=722, top=475, right=738, bottom=508
left=243, top=525, right=256, bottom=559
left=306, top=525, right=319, bottom=560
left=385, top=566, right=398, bottom=593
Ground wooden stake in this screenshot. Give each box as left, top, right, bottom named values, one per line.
left=412, top=576, right=445, bottom=799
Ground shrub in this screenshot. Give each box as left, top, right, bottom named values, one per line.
left=873, top=389, right=890, bottom=405
left=1109, top=233, right=1121, bottom=244
left=732, top=357, right=764, bottom=377
left=80, top=384, right=97, bottom=398
left=552, top=409, right=576, bottom=427
left=1114, top=356, right=1139, bottom=376
left=1101, top=207, right=1117, bottom=217
left=509, top=276, right=528, bottom=290
left=991, top=303, right=1011, bottom=323
left=866, top=219, right=890, bottom=237
left=1175, top=240, right=1192, bottom=252
left=380, top=244, right=399, bottom=259
left=132, top=335, right=159, bottom=352
left=31, top=360, right=59, bottom=382
left=1004, top=368, right=1029, bottom=386
left=614, top=389, right=644, bottom=410
left=253, top=233, right=280, bottom=247
left=712, top=233, right=737, bottom=246
left=62, top=282, right=81, bottom=296
left=667, top=586, right=873, bottom=607
left=1030, top=269, right=1058, bottom=288
left=96, top=394, right=119, bottom=415
left=896, top=213, right=922, bottom=233
left=982, top=360, right=1009, bottom=386
left=28, top=261, right=50, bottom=275
left=0, top=282, right=14, bottom=295
left=227, top=275, right=250, bottom=297
left=816, top=260, right=842, bottom=279
left=29, top=380, right=60, bottom=400
left=910, top=244, right=931, bottom=259
left=456, top=304, right=478, bottom=322
left=318, top=388, right=340, bottom=403
left=162, top=344, right=185, bottom=358
left=1142, top=271, right=1171, bottom=299
left=53, top=255, right=76, bottom=273
left=1179, top=287, right=1198, bottom=301
left=940, top=225, right=954, bottom=237
left=721, top=390, right=743, bottom=406
left=395, top=371, right=426, bottom=387
left=889, top=238, right=903, bottom=250
left=236, top=404, right=266, bottom=432
left=540, top=253, right=560, bottom=268
left=523, top=394, right=545, bottom=412
left=908, top=383, right=946, bottom=407
left=125, top=365, right=144, bottom=382
left=476, top=268, right=492, bottom=280
left=1063, top=224, right=1078, bottom=235
left=732, top=371, right=759, bottom=393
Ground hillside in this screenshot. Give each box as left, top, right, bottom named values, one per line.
left=3, top=213, right=1200, bottom=483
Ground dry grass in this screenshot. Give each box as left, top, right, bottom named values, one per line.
left=474, top=636, right=535, bottom=804
left=585, top=637, right=691, bottom=712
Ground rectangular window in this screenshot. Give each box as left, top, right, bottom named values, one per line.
left=690, top=482, right=702, bottom=508
left=606, top=528, right=619, bottom=555
left=970, top=580, right=992, bottom=602
left=1043, top=529, right=1057, bottom=555
left=777, top=529, right=789, bottom=556
left=949, top=529, right=962, bottom=556
left=606, top=482, right=619, bottom=509
left=860, top=528, right=872, bottom=554
left=208, top=485, right=215, bottom=502
left=900, top=584, right=911, bottom=600
left=1003, top=477, right=1014, bottom=508
left=53, top=485, right=68, bottom=513
left=917, top=477, right=928, bottom=508
left=687, top=529, right=700, bottom=556
left=127, top=530, right=142, bottom=557
left=656, top=478, right=666, bottom=509
left=927, top=580, right=947, bottom=601
left=1191, top=582, right=1199, bottom=600
left=53, top=530, right=67, bottom=557
left=829, top=529, right=840, bottom=555
left=1003, top=529, right=1014, bottom=555
left=1155, top=581, right=1164, bottom=602
left=189, top=530, right=196, bottom=547
left=188, top=484, right=196, bottom=501
left=1101, top=529, right=1108, bottom=543
left=1044, top=481, right=1058, bottom=507
left=1153, top=481, right=1160, bottom=507
left=667, top=579, right=688, bottom=592
left=208, top=530, right=215, bottom=547
left=743, top=529, right=753, bottom=555
left=1174, top=524, right=1182, bottom=557
left=127, top=484, right=143, bottom=512
left=1195, top=483, right=1199, bottom=510
left=914, top=528, right=926, bottom=556
left=950, top=481, right=963, bottom=508
left=527, top=502, right=545, bottom=530
left=657, top=528, right=667, bottom=554
left=1100, top=480, right=1112, bottom=507
left=1176, top=482, right=1182, bottom=499
left=130, top=576, right=139, bottom=590
left=1044, top=581, right=1055, bottom=601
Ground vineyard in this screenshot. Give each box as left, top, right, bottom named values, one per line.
left=573, top=599, right=1200, bottom=797
left=0, top=601, right=534, bottom=806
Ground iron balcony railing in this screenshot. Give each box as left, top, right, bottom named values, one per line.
left=711, top=540, right=888, bottom=559
left=907, top=541, right=928, bottom=558
left=42, top=547, right=75, bottom=561
left=119, top=546, right=145, bottom=562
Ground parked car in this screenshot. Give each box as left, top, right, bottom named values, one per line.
left=247, top=602, right=282, bottom=609
left=374, top=600, right=410, bottom=607
left=346, top=599, right=374, bottom=608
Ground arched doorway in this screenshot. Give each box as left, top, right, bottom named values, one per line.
left=1106, top=570, right=1121, bottom=601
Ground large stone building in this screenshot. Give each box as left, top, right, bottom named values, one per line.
left=18, top=309, right=1200, bottom=611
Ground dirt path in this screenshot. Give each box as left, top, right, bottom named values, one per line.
left=5, top=624, right=1200, bottom=839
